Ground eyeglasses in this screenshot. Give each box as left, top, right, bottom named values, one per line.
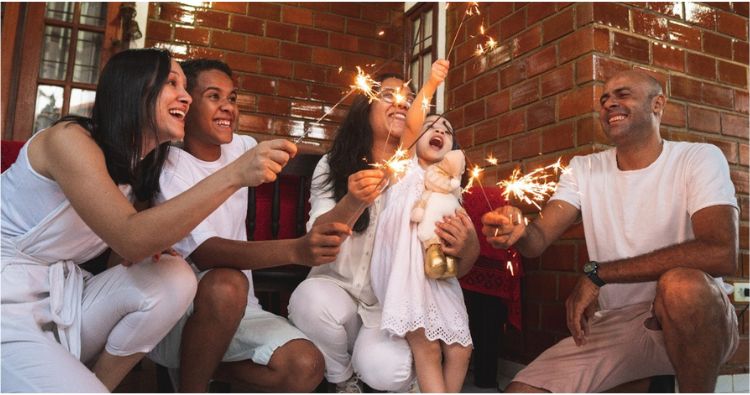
left=377, top=88, right=415, bottom=108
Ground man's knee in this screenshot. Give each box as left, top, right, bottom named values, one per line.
left=195, top=269, right=248, bottom=320
left=271, top=339, right=324, bottom=391
left=655, top=267, right=725, bottom=326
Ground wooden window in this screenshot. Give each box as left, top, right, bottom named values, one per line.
left=2, top=2, right=121, bottom=141
left=406, top=3, right=439, bottom=92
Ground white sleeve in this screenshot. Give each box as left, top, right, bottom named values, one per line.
left=685, top=144, right=738, bottom=216
left=306, top=155, right=336, bottom=231
left=549, top=156, right=583, bottom=210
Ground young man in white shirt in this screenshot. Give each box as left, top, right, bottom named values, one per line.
left=148, top=59, right=351, bottom=392
left=482, top=70, right=739, bottom=393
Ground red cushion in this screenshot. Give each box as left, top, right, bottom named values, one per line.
left=251, top=174, right=310, bottom=241
left=1, top=140, right=25, bottom=172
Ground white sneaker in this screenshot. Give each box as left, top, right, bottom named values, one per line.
left=407, top=378, right=420, bottom=393
left=335, top=375, right=363, bottom=393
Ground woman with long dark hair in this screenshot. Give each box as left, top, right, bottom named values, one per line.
left=1, top=48, right=296, bottom=392
left=288, top=73, right=479, bottom=392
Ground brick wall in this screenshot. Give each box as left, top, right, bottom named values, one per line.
left=445, top=2, right=749, bottom=374
left=144, top=2, right=404, bottom=154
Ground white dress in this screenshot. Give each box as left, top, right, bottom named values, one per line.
left=370, top=157, right=472, bottom=347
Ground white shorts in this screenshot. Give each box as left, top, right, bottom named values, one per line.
left=513, top=297, right=738, bottom=393
left=149, top=301, right=309, bottom=368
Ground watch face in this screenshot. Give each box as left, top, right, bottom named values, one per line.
left=583, top=262, right=595, bottom=273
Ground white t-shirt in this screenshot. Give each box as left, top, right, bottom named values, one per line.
left=156, top=134, right=259, bottom=306
left=551, top=141, right=737, bottom=310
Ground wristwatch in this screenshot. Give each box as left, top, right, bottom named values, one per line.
left=583, top=261, right=605, bottom=287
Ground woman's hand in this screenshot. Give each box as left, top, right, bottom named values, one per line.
left=347, top=169, right=387, bottom=207
left=435, top=209, right=480, bottom=276
left=235, top=139, right=298, bottom=187
left=294, top=222, right=351, bottom=266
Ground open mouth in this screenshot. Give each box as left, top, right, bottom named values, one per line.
left=390, top=111, right=406, bottom=121
left=169, top=108, right=186, bottom=120
left=214, top=119, right=232, bottom=129
left=608, top=114, right=628, bottom=125
left=429, top=136, right=444, bottom=149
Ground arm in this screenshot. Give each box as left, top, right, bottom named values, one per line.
left=37, top=124, right=296, bottom=263
left=189, top=222, right=352, bottom=271
left=312, top=169, right=386, bottom=228
left=481, top=200, right=580, bottom=257
left=402, top=59, right=449, bottom=151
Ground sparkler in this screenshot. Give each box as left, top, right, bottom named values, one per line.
left=497, top=158, right=567, bottom=210
left=446, top=2, right=480, bottom=59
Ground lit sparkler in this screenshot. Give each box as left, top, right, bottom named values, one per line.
left=447, top=2, right=481, bottom=59
left=497, top=158, right=567, bottom=210
left=486, top=154, right=498, bottom=166
left=353, top=66, right=380, bottom=103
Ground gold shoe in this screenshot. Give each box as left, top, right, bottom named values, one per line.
left=442, top=254, right=459, bottom=279
left=424, top=244, right=447, bottom=279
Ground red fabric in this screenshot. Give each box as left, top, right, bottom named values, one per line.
left=1, top=140, right=24, bottom=172
left=251, top=174, right=309, bottom=242
left=460, top=186, right=523, bottom=330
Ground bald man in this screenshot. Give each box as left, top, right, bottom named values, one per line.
left=482, top=71, right=739, bottom=392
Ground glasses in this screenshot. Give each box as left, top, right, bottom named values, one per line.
left=377, top=88, right=415, bottom=108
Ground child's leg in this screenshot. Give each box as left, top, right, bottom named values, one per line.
left=441, top=342, right=472, bottom=393
left=405, top=329, right=445, bottom=393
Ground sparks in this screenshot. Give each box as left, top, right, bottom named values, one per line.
left=352, top=66, right=380, bottom=102
left=506, top=260, right=514, bottom=276
left=497, top=158, right=567, bottom=210
left=486, top=154, right=498, bottom=166
left=421, top=96, right=431, bottom=114
left=372, top=146, right=412, bottom=182
left=462, top=165, right=484, bottom=194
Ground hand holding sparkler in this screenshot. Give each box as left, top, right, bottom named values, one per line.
left=481, top=205, right=526, bottom=249
left=342, top=168, right=389, bottom=227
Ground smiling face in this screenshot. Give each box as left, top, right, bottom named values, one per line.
left=184, top=69, right=238, bottom=150
left=416, top=114, right=455, bottom=166
left=153, top=60, right=192, bottom=143
left=368, top=77, right=413, bottom=144
left=598, top=71, right=664, bottom=146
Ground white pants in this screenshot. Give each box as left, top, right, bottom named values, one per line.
left=288, top=278, right=414, bottom=392
left=1, top=256, right=197, bottom=392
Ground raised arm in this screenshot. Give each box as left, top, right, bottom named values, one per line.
left=402, top=59, right=449, bottom=151
left=38, top=124, right=296, bottom=263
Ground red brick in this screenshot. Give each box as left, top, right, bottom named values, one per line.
left=209, top=34, right=245, bottom=54
left=512, top=25, right=542, bottom=57
left=147, top=21, right=172, bottom=42
left=592, top=3, right=629, bottom=31
left=718, top=61, right=748, bottom=87
left=156, top=3, right=195, bottom=24
left=558, top=274, right=580, bottom=302
left=501, top=9, right=526, bottom=41
left=310, top=84, right=342, bottom=103
left=670, top=75, right=702, bottom=102
left=541, top=63, right=574, bottom=97
left=577, top=115, right=608, bottom=145
left=684, top=2, right=717, bottom=30
left=542, top=8, right=574, bottom=44
left=527, top=98, right=556, bottom=130
left=487, top=139, right=511, bottom=164
left=736, top=90, right=749, bottom=114
left=475, top=72, right=499, bottom=98
left=559, top=85, right=596, bottom=120
left=559, top=27, right=594, bottom=64
left=225, top=53, right=259, bottom=73
left=346, top=18, right=378, bottom=39
left=527, top=2, right=557, bottom=25
left=703, top=31, right=734, bottom=60
left=464, top=100, right=486, bottom=126
left=275, top=79, right=307, bottom=100
left=247, top=3, right=281, bottom=21
left=489, top=3, right=515, bottom=24
left=510, top=79, right=540, bottom=108
left=721, top=113, right=750, bottom=138
left=703, top=83, right=735, bottom=109
left=668, top=21, right=703, bottom=51
left=238, top=114, right=272, bottom=133
left=311, top=48, right=344, bottom=66
left=282, top=6, right=313, bottom=26
left=453, top=83, right=475, bottom=108
left=540, top=304, right=568, bottom=333
left=244, top=36, right=279, bottom=57
left=361, top=3, right=391, bottom=24
left=736, top=2, right=750, bottom=18
left=314, top=12, right=345, bottom=33
left=294, top=63, right=327, bottom=83
left=230, top=15, right=264, bottom=36
left=541, top=243, right=576, bottom=271
left=211, top=2, right=246, bottom=14
left=612, top=33, right=650, bottom=63
left=498, top=110, right=526, bottom=137
left=331, top=3, right=361, bottom=18
left=187, top=46, right=225, bottom=62
left=257, top=96, right=290, bottom=116
left=474, top=120, right=498, bottom=144
left=685, top=52, right=716, bottom=80
left=241, top=75, right=276, bottom=95
left=727, top=338, right=749, bottom=365
left=526, top=46, right=557, bottom=77
left=687, top=106, right=721, bottom=133
left=329, top=32, right=358, bottom=52
left=646, top=2, right=683, bottom=19
left=706, top=137, right=739, bottom=164
left=512, top=132, right=542, bottom=160
left=718, top=10, right=749, bottom=40
left=662, top=101, right=686, bottom=127
left=652, top=43, right=684, bottom=72
left=500, top=62, right=526, bottom=88
left=173, top=26, right=209, bottom=46
left=260, top=58, right=293, bottom=78
left=195, top=10, right=229, bottom=29
left=487, top=90, right=510, bottom=117
left=358, top=38, right=389, bottom=58
left=576, top=3, right=593, bottom=27
left=298, top=27, right=329, bottom=47
left=542, top=121, right=575, bottom=153
left=265, top=21, right=296, bottom=41
left=235, top=93, right=257, bottom=112
left=734, top=41, right=749, bottom=64
left=741, top=144, right=749, bottom=166
left=632, top=9, right=669, bottom=41
left=732, top=171, right=750, bottom=195
left=290, top=99, right=324, bottom=119
left=279, top=42, right=311, bottom=62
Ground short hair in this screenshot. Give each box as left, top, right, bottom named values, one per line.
left=179, top=59, right=233, bottom=92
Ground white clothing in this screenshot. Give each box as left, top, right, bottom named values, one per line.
left=371, top=159, right=472, bottom=347
left=288, top=278, right=414, bottom=392
left=552, top=141, right=738, bottom=310
left=1, top=136, right=197, bottom=391
left=149, top=134, right=308, bottom=369
left=288, top=155, right=415, bottom=390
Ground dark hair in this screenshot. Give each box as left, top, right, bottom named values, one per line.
left=423, top=113, right=459, bottom=150
left=56, top=48, right=173, bottom=202
left=179, top=58, right=233, bottom=93
left=324, top=72, right=408, bottom=233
